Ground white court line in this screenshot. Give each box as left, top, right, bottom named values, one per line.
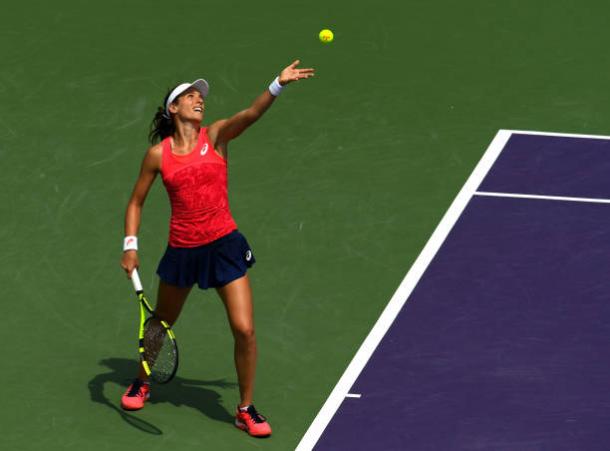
left=295, top=129, right=513, bottom=451
left=475, top=191, right=610, bottom=204
left=509, top=128, right=610, bottom=140
left=345, top=394, right=362, bottom=399
left=296, top=128, right=610, bottom=451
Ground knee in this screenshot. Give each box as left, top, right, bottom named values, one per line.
left=233, top=324, right=256, bottom=343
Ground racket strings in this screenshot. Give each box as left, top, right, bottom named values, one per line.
left=143, top=318, right=177, bottom=382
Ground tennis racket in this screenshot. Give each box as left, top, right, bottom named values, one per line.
left=130, top=268, right=179, bottom=384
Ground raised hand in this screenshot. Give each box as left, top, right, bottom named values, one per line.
left=279, top=60, right=315, bottom=86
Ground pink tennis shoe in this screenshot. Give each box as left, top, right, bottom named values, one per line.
left=235, top=405, right=272, bottom=437
left=121, top=379, right=150, bottom=410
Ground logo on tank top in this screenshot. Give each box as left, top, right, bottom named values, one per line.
left=245, top=250, right=252, bottom=262
left=200, top=143, right=208, bottom=156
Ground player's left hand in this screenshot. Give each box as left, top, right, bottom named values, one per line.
left=279, top=60, right=315, bottom=86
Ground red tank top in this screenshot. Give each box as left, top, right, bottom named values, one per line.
left=160, top=127, right=237, bottom=247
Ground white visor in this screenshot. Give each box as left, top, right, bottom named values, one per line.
left=165, top=79, right=209, bottom=115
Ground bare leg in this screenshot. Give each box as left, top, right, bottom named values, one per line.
left=137, top=280, right=192, bottom=380
left=216, top=274, right=256, bottom=407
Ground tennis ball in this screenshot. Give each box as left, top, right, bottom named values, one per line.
left=319, top=29, right=334, bottom=44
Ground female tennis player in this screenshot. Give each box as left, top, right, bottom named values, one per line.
left=119, top=60, right=314, bottom=437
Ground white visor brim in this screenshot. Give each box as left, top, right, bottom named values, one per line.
left=165, top=79, right=209, bottom=114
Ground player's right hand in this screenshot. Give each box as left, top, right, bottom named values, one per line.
left=121, top=250, right=139, bottom=278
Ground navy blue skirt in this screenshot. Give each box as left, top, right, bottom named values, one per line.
left=156, top=230, right=255, bottom=289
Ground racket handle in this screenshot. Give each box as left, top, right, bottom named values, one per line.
left=131, top=268, right=144, bottom=293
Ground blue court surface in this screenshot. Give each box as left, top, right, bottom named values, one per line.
left=297, top=130, right=610, bottom=451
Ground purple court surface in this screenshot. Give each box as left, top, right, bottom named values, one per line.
left=297, top=131, right=610, bottom=451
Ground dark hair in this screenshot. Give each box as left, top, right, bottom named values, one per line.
left=149, top=87, right=176, bottom=144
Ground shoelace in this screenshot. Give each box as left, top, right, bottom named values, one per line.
left=126, top=380, right=146, bottom=397
left=243, top=405, right=266, bottom=424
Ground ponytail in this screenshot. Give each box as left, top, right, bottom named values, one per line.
left=149, top=107, right=174, bottom=144
left=149, top=87, right=176, bottom=144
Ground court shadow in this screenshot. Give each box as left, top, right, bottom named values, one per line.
left=88, top=357, right=237, bottom=435
left=150, top=376, right=237, bottom=424
left=88, top=358, right=163, bottom=435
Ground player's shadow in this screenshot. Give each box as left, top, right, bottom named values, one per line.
left=88, top=357, right=237, bottom=435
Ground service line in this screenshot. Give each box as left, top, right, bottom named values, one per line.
left=475, top=191, right=610, bottom=205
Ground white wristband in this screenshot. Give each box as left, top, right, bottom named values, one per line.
left=268, top=76, right=283, bottom=96
left=123, top=236, right=138, bottom=251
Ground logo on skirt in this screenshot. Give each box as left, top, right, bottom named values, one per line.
left=245, top=250, right=252, bottom=262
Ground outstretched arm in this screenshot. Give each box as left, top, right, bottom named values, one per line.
left=209, top=60, right=314, bottom=150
